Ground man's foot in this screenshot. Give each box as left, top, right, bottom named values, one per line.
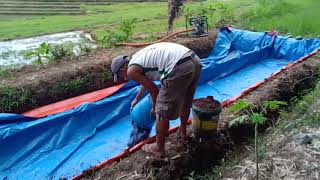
left=141, top=143, right=165, bottom=157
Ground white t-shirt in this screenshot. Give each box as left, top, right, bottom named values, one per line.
left=128, top=42, right=191, bottom=80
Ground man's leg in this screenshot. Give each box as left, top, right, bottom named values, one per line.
left=143, top=115, right=169, bottom=156
left=179, top=104, right=190, bottom=139
left=156, top=115, right=169, bottom=153
left=179, top=57, right=202, bottom=138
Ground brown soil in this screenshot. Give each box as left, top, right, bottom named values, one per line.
left=80, top=53, right=320, bottom=180
left=0, top=30, right=217, bottom=113
left=193, top=96, right=221, bottom=110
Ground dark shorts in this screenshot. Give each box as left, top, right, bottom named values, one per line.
left=155, top=53, right=202, bottom=120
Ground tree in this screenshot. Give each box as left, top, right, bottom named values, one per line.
left=228, top=99, right=287, bottom=180
left=167, top=0, right=183, bottom=34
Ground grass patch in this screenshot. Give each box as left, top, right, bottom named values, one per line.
left=276, top=65, right=320, bottom=129
left=286, top=81, right=320, bottom=128
left=0, top=68, right=12, bottom=78
left=0, top=86, right=31, bottom=112
left=61, top=78, right=85, bottom=92
left=0, top=2, right=168, bottom=40
left=236, top=0, right=320, bottom=37
left=1, top=0, right=319, bottom=41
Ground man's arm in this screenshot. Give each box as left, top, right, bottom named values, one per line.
left=127, top=65, right=159, bottom=111
left=131, top=86, right=145, bottom=108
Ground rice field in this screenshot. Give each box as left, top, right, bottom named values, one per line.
left=0, top=0, right=319, bottom=41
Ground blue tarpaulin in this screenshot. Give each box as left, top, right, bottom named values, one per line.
left=1, top=28, right=319, bottom=179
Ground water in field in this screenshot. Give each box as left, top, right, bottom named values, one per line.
left=0, top=31, right=96, bottom=67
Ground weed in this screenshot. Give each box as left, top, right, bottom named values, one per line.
left=99, top=30, right=126, bottom=48
left=120, top=18, right=137, bottom=41
left=50, top=45, right=68, bottom=61
left=0, top=68, right=12, bottom=78
left=97, top=18, right=137, bottom=47
left=287, top=80, right=320, bottom=129
left=60, top=78, right=86, bottom=92
left=0, top=86, right=30, bottom=112
left=101, top=71, right=112, bottom=81
left=79, top=41, right=93, bottom=55
left=26, top=42, right=51, bottom=65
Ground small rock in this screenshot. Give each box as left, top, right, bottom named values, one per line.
left=293, top=133, right=313, bottom=145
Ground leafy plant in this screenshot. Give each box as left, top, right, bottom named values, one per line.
left=49, top=42, right=76, bottom=61
left=228, top=99, right=287, bottom=180
left=79, top=41, right=93, bottom=54
left=0, top=86, right=31, bottom=112
left=61, top=78, right=85, bottom=92
left=99, top=30, right=126, bottom=48
left=26, top=42, right=51, bottom=65
left=119, top=18, right=137, bottom=41
left=183, top=2, right=231, bottom=29
left=182, top=5, right=194, bottom=24
left=0, top=68, right=12, bottom=78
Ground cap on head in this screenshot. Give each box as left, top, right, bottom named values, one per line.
left=111, top=55, right=129, bottom=82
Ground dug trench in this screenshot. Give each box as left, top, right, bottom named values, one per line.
left=0, top=30, right=217, bottom=113
left=80, top=53, right=320, bottom=179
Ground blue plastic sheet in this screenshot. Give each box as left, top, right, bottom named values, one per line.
left=0, top=28, right=319, bottom=179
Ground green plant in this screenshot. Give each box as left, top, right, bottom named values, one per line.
left=99, top=30, right=126, bottom=48
left=26, top=42, right=51, bottom=65
left=101, top=71, right=112, bottom=81
left=61, top=78, right=84, bottom=92
left=79, top=41, right=93, bottom=55
left=50, top=42, right=75, bottom=61
left=228, top=99, right=287, bottom=180
left=0, top=68, right=12, bottom=78
left=0, top=86, right=31, bottom=112
left=182, top=5, right=194, bottom=24
left=119, top=18, right=137, bottom=41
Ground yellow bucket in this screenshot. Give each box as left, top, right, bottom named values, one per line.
left=192, top=96, right=222, bottom=137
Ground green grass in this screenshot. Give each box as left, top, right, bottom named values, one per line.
left=0, top=68, right=12, bottom=78
left=60, top=78, right=86, bottom=92
left=286, top=82, right=320, bottom=128
left=236, top=0, right=320, bottom=37
left=0, top=86, right=31, bottom=112
left=0, top=2, right=170, bottom=40
left=0, top=0, right=319, bottom=41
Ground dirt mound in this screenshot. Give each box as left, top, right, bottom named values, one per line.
left=0, top=30, right=217, bottom=113
left=80, top=53, right=320, bottom=180
left=193, top=96, right=221, bottom=110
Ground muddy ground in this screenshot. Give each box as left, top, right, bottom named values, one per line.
left=0, top=30, right=217, bottom=113
left=80, top=53, right=320, bottom=180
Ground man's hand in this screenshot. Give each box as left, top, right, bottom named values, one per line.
left=131, top=99, right=139, bottom=109
left=131, top=86, right=145, bottom=110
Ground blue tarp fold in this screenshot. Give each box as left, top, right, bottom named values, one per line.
left=0, top=28, right=319, bottom=179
